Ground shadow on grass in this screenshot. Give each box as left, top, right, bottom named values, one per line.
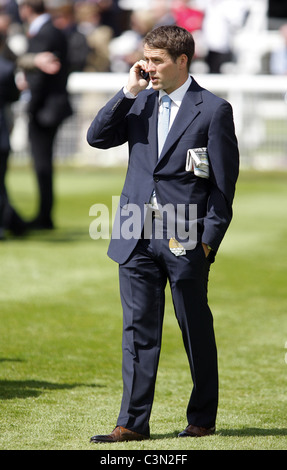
left=151, top=427, right=287, bottom=440
left=36, top=229, right=89, bottom=243
left=151, top=432, right=181, bottom=440
left=218, top=428, right=287, bottom=437
left=0, top=358, right=24, bottom=363
left=5, top=228, right=90, bottom=244
left=0, top=379, right=104, bottom=400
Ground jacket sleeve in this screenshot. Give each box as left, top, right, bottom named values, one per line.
left=202, top=101, right=239, bottom=252
left=87, top=88, right=135, bottom=149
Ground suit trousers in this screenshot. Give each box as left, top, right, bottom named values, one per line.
left=0, top=150, right=25, bottom=233
left=117, top=217, right=218, bottom=436
left=29, top=117, right=58, bottom=225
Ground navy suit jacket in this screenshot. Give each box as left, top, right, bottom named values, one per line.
left=87, top=77, right=239, bottom=264
left=25, top=19, right=72, bottom=125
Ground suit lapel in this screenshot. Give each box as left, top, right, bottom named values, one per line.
left=146, top=91, right=159, bottom=165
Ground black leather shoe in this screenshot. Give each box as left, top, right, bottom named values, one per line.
left=27, top=218, right=54, bottom=230
left=178, top=424, right=215, bottom=437
left=90, top=426, right=149, bottom=443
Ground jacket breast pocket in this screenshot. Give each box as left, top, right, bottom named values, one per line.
left=177, top=133, right=207, bottom=159
left=180, top=132, right=207, bottom=146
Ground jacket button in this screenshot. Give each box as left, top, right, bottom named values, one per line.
left=154, top=176, right=160, bottom=183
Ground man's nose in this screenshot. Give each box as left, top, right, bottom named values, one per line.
left=146, top=62, right=155, bottom=73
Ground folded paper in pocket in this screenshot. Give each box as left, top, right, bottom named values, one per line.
left=186, top=148, right=209, bottom=179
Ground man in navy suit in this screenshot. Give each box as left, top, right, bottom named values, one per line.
left=87, top=25, right=239, bottom=442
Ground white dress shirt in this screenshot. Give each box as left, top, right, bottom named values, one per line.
left=28, top=13, right=50, bottom=37
left=158, top=75, right=192, bottom=132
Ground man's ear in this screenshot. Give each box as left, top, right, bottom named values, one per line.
left=177, top=54, right=188, bottom=70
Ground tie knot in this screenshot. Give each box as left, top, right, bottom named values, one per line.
left=161, top=95, right=171, bottom=109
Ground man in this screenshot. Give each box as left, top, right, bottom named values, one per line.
left=18, top=0, right=72, bottom=229
left=87, top=25, right=239, bottom=442
left=0, top=30, right=26, bottom=238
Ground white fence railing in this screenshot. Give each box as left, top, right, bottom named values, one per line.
left=11, top=73, right=287, bottom=169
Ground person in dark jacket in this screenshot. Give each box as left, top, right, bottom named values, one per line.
left=18, top=0, right=72, bottom=229
left=0, top=31, right=26, bottom=238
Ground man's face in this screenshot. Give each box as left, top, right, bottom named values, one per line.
left=143, top=45, right=187, bottom=94
left=18, top=4, right=30, bottom=22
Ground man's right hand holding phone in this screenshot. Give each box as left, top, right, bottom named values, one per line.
left=126, top=60, right=149, bottom=97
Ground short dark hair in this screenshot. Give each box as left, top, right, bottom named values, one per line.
left=18, top=0, right=45, bottom=14
left=143, top=25, right=195, bottom=69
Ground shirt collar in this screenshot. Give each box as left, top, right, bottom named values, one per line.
left=159, top=75, right=192, bottom=106
left=29, top=13, right=50, bottom=37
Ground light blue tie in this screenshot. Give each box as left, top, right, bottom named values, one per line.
left=158, top=94, right=171, bottom=157
left=150, top=95, right=171, bottom=207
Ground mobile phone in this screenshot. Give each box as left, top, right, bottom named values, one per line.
left=140, top=69, right=149, bottom=81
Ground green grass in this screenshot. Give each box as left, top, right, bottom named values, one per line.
left=0, top=166, right=286, bottom=450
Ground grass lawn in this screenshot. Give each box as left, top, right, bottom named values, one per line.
left=0, top=165, right=286, bottom=450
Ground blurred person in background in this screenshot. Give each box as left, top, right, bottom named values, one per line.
left=171, top=0, right=204, bottom=33
left=150, top=0, right=175, bottom=28
left=74, top=1, right=113, bottom=72
left=50, top=2, right=89, bottom=74
left=0, top=0, right=23, bottom=60
left=0, top=21, right=26, bottom=238
left=109, top=8, right=156, bottom=73
left=269, top=23, right=287, bottom=75
left=200, top=0, right=247, bottom=73
left=17, top=0, right=72, bottom=230
left=1, top=0, right=21, bottom=23
left=0, top=0, right=28, bottom=64
left=95, top=0, right=127, bottom=38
